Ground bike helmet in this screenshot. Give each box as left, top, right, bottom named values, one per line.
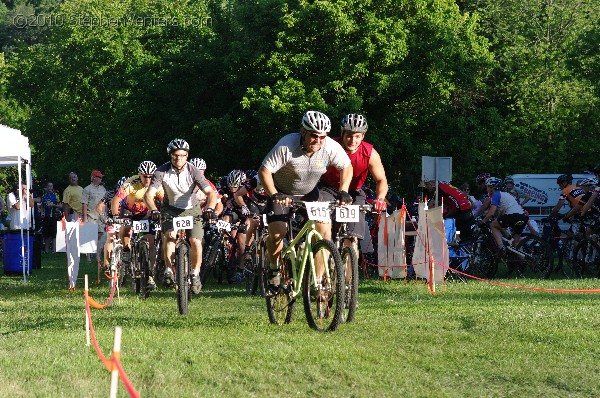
left=301, top=111, right=331, bottom=135
left=485, top=177, right=503, bottom=188
left=556, top=174, right=572, bottom=184
left=245, top=169, right=258, bottom=180
left=476, top=173, right=490, bottom=184
left=190, top=158, right=207, bottom=170
left=340, top=113, right=368, bottom=133
left=138, top=160, right=157, bottom=175
left=226, top=169, right=246, bottom=188
left=504, top=177, right=514, bottom=184
left=579, top=178, right=598, bottom=186
left=115, top=176, right=127, bottom=190
left=166, top=138, right=190, bottom=154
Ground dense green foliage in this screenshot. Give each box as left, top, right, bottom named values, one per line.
left=1, top=254, right=600, bottom=396
left=0, top=0, right=598, bottom=194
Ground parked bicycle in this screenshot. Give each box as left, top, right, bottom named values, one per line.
left=265, top=200, right=345, bottom=332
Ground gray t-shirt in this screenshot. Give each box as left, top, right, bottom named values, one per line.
left=151, top=162, right=210, bottom=209
left=262, top=133, right=351, bottom=195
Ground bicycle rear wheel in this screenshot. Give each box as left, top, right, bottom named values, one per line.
left=340, top=246, right=358, bottom=323
left=266, top=247, right=295, bottom=325
left=138, top=240, right=151, bottom=298
left=244, top=243, right=256, bottom=296
left=110, top=244, right=124, bottom=289
left=573, top=239, right=600, bottom=278
left=253, top=242, right=267, bottom=297
left=303, top=239, right=345, bottom=332
left=515, top=235, right=553, bottom=276
left=176, top=243, right=190, bottom=315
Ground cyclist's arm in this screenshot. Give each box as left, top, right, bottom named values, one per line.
left=234, top=186, right=249, bottom=208
left=111, top=193, right=122, bottom=216
left=202, top=186, right=217, bottom=210
left=144, top=186, right=159, bottom=212
left=368, top=148, right=388, bottom=200
left=481, top=204, right=497, bottom=224
left=581, top=191, right=598, bottom=216
left=339, top=164, right=353, bottom=193
left=548, top=198, right=565, bottom=219
left=258, top=165, right=277, bottom=196
left=563, top=203, right=582, bottom=220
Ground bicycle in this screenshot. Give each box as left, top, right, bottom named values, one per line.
left=539, top=217, right=583, bottom=278
left=106, top=218, right=129, bottom=290
left=332, top=204, right=373, bottom=323
left=265, top=200, right=345, bottom=332
left=572, top=217, right=600, bottom=278
left=125, top=219, right=157, bottom=298
left=201, top=219, right=243, bottom=285
left=161, top=214, right=204, bottom=315
left=242, top=214, right=268, bottom=296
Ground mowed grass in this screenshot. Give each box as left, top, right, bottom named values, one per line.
left=1, top=254, right=599, bottom=397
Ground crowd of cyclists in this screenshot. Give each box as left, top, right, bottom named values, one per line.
left=51, top=108, right=600, bottom=298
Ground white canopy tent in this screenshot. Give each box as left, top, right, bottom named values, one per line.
left=0, top=124, right=33, bottom=285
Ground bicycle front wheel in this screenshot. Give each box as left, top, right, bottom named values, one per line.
left=573, top=239, right=600, bottom=278
left=303, top=239, right=345, bottom=332
left=266, top=247, right=295, bottom=325
left=110, top=244, right=124, bottom=289
left=515, top=235, right=553, bottom=276
left=176, top=243, right=190, bottom=315
left=340, top=246, right=359, bottom=323
left=138, top=240, right=151, bottom=298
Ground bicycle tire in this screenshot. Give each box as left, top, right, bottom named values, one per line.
left=573, top=239, right=600, bottom=278
left=154, top=236, right=165, bottom=284
left=266, top=246, right=296, bottom=325
left=303, top=239, right=345, bottom=332
left=464, top=239, right=497, bottom=279
left=244, top=243, right=256, bottom=296
left=515, top=235, right=553, bottom=276
left=111, top=244, right=125, bottom=289
left=252, top=242, right=267, bottom=297
left=341, top=246, right=359, bottom=323
left=138, top=240, right=151, bottom=298
left=131, top=245, right=142, bottom=295
left=176, top=243, right=190, bottom=315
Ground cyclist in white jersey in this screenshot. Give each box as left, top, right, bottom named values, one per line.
left=144, top=139, right=217, bottom=294
left=258, top=111, right=353, bottom=288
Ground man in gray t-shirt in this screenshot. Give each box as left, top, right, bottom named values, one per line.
left=258, top=111, right=353, bottom=288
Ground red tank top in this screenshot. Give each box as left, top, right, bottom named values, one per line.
left=320, top=138, right=373, bottom=190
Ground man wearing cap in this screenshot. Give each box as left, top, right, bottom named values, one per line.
left=82, top=170, right=107, bottom=263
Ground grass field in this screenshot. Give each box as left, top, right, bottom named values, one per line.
left=1, top=253, right=599, bottom=397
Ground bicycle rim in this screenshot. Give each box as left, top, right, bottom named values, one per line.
left=138, top=240, right=150, bottom=298
left=266, top=249, right=295, bottom=325
left=303, top=239, right=345, bottom=332
left=574, top=240, right=600, bottom=278
left=515, top=236, right=553, bottom=276
left=341, top=246, right=359, bottom=323
left=176, top=244, right=190, bottom=315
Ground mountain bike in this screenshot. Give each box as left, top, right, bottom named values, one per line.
left=126, top=219, right=156, bottom=299
left=572, top=218, right=600, bottom=278
left=243, top=214, right=268, bottom=296
left=539, top=217, right=582, bottom=278
left=332, top=204, right=373, bottom=323
left=201, top=219, right=242, bottom=285
left=265, top=200, right=345, bottom=332
left=162, top=214, right=204, bottom=315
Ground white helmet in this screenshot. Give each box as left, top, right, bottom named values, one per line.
left=190, top=158, right=207, bottom=170
left=138, top=161, right=157, bottom=175
left=301, top=111, right=331, bottom=135
left=340, top=114, right=368, bottom=133
left=227, top=169, right=246, bottom=188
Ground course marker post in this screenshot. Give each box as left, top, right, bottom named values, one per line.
left=109, top=326, right=122, bottom=398
left=85, top=274, right=90, bottom=346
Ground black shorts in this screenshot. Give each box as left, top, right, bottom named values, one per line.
left=43, top=217, right=57, bottom=238
left=266, top=187, right=320, bottom=224
left=318, top=186, right=366, bottom=239
left=497, top=213, right=529, bottom=235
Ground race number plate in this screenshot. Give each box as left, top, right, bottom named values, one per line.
left=305, top=202, right=331, bottom=222
left=336, top=205, right=359, bottom=223
left=216, top=219, right=231, bottom=232
left=132, top=220, right=150, bottom=233
left=173, top=216, right=194, bottom=231
left=113, top=223, right=121, bottom=232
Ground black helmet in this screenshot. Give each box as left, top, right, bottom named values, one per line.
left=556, top=174, right=572, bottom=184
left=166, top=138, right=190, bottom=155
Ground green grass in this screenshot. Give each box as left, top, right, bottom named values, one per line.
left=1, top=254, right=600, bottom=397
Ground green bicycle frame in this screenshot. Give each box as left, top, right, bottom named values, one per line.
left=282, top=219, right=332, bottom=298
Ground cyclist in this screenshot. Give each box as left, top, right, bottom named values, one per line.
left=112, top=161, right=164, bottom=290
left=233, top=169, right=269, bottom=271
left=318, top=113, right=388, bottom=251
left=480, top=177, right=529, bottom=255
left=189, top=157, right=223, bottom=215
left=258, top=110, right=353, bottom=288
left=578, top=178, right=600, bottom=218
left=504, top=177, right=531, bottom=205
left=219, top=169, right=248, bottom=282
left=580, top=164, right=600, bottom=218
left=473, top=172, right=491, bottom=217
left=548, top=174, right=586, bottom=221
left=144, top=139, right=218, bottom=294
left=423, top=180, right=475, bottom=240
left=98, top=176, right=126, bottom=271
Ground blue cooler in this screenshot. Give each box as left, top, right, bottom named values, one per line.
left=3, top=231, right=33, bottom=274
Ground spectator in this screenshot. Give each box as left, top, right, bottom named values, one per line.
left=42, top=181, right=61, bottom=253
left=461, top=182, right=481, bottom=214
left=62, top=172, right=83, bottom=222
left=7, top=183, right=34, bottom=230
left=81, top=170, right=107, bottom=263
